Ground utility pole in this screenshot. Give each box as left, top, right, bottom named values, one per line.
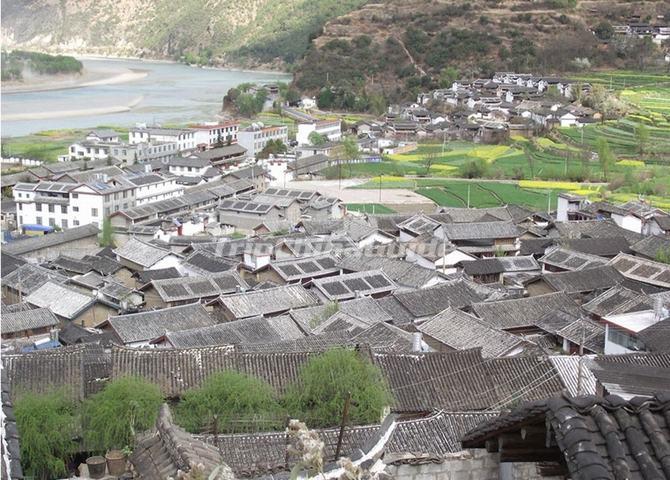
left=576, top=320, right=586, bottom=396
left=467, top=184, right=471, bottom=208
left=442, top=234, right=447, bottom=275
left=547, top=192, right=551, bottom=215
left=334, top=392, right=351, bottom=460
left=378, top=173, right=382, bottom=203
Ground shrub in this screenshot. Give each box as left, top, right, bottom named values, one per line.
left=176, top=372, right=283, bottom=434
left=283, top=348, right=391, bottom=428
left=82, top=377, right=163, bottom=452
left=15, top=391, right=77, bottom=480
left=459, top=158, right=489, bottom=178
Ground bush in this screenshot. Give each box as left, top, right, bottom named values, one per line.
left=15, top=391, right=77, bottom=480
left=283, top=349, right=391, bottom=428
left=83, top=377, right=163, bottom=452
left=459, top=158, right=489, bottom=178
left=176, top=372, right=283, bottom=433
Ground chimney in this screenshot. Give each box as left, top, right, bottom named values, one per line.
left=412, top=332, right=423, bottom=352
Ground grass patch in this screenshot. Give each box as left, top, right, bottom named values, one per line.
left=346, top=203, right=396, bottom=214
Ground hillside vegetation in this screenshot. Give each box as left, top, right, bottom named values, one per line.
left=1, top=50, right=82, bottom=81
left=0, top=0, right=366, bottom=68
left=294, top=0, right=669, bottom=106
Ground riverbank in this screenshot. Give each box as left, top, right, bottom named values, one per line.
left=2, top=64, right=148, bottom=94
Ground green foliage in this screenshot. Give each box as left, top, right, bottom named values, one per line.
left=342, top=136, right=360, bottom=161
left=438, top=67, right=459, bottom=89
left=1, top=50, right=82, bottom=81
left=99, top=216, right=114, bottom=247
left=635, top=124, right=649, bottom=154
left=283, top=349, right=391, bottom=428
left=257, top=139, right=288, bottom=159
left=596, top=137, right=615, bottom=182
left=594, top=21, right=614, bottom=40
left=459, top=158, right=489, bottom=178
left=83, top=377, right=163, bottom=452
left=309, top=131, right=327, bottom=146
left=176, top=372, right=283, bottom=434
left=655, top=247, right=670, bottom=265
left=15, top=391, right=77, bottom=480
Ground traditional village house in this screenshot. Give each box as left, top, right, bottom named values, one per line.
left=211, top=284, right=319, bottom=321
left=113, top=237, right=182, bottom=271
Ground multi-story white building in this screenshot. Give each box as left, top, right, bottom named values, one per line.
left=166, top=156, right=212, bottom=177
left=68, top=175, right=137, bottom=227
left=67, top=142, right=115, bottom=161
left=296, top=120, right=341, bottom=146
left=237, top=124, right=289, bottom=158
left=14, top=182, right=76, bottom=230
left=126, top=173, right=184, bottom=206
left=191, top=121, right=239, bottom=147
left=110, top=142, right=179, bottom=165
left=129, top=126, right=196, bottom=152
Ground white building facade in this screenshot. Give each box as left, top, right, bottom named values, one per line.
left=237, top=125, right=289, bottom=158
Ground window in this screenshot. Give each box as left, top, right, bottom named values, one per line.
left=114, top=192, right=119, bottom=200
left=17, top=203, right=22, bottom=211
left=105, top=207, right=111, bottom=217
left=36, top=216, right=43, bottom=225
left=73, top=220, right=80, bottom=226
left=91, top=208, right=98, bottom=217
left=61, top=205, right=67, bottom=214
left=72, top=193, right=78, bottom=199
left=62, top=219, right=68, bottom=229
left=73, top=206, right=79, bottom=212
left=123, top=191, right=128, bottom=198
left=49, top=218, right=56, bottom=227
left=48, top=204, right=55, bottom=213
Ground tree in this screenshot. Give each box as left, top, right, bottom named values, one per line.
left=83, top=377, right=163, bottom=452
left=284, top=88, right=301, bottom=105
left=655, top=246, right=670, bottom=265
left=99, top=216, right=114, bottom=247
left=597, top=137, right=615, bottom=182
left=341, top=136, right=360, bottom=175
left=438, top=66, right=459, bottom=89
left=16, top=392, right=77, bottom=480
left=176, top=372, right=283, bottom=434
left=283, top=348, right=391, bottom=428
left=368, top=93, right=387, bottom=116
left=594, top=21, right=614, bottom=40
left=422, top=150, right=439, bottom=175
left=257, top=139, right=288, bottom=159
left=309, top=131, right=327, bottom=146
left=635, top=124, right=650, bottom=154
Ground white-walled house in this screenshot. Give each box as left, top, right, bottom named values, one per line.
left=556, top=193, right=587, bottom=222
left=237, top=124, right=288, bottom=158
left=129, top=126, right=196, bottom=151
left=127, top=173, right=184, bottom=205
left=69, top=176, right=136, bottom=228
left=191, top=121, right=240, bottom=147
left=296, top=120, right=342, bottom=145
left=167, top=156, right=212, bottom=177
left=13, top=182, right=76, bottom=230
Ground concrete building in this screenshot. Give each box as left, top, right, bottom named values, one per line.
left=191, top=121, right=240, bottom=147
left=129, top=126, right=196, bottom=151
left=237, top=124, right=288, bottom=158
left=296, top=120, right=342, bottom=146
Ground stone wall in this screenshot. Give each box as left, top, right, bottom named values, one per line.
left=385, top=449, right=559, bottom=480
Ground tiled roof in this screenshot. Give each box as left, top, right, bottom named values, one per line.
left=134, top=267, right=182, bottom=285
left=587, top=353, right=670, bottom=399
left=582, top=285, right=652, bottom=317
left=392, top=280, right=492, bottom=319
left=104, top=303, right=216, bottom=344
left=553, top=219, right=643, bottom=244
left=270, top=253, right=340, bottom=282
left=217, top=284, right=319, bottom=319
left=539, top=247, right=608, bottom=271
left=311, top=270, right=396, bottom=301
left=2, top=307, right=59, bottom=335
left=337, top=253, right=441, bottom=289
left=25, top=281, right=95, bottom=320
left=437, top=207, right=511, bottom=222
left=131, top=404, right=230, bottom=479
left=442, top=221, right=519, bottom=241
left=3, top=224, right=100, bottom=255
left=165, top=315, right=305, bottom=348
left=150, top=272, right=248, bottom=303
left=114, top=237, right=174, bottom=268
left=1, top=263, right=69, bottom=295
left=181, top=251, right=238, bottom=275
left=609, top=252, right=670, bottom=288
left=472, top=291, right=582, bottom=330
left=542, top=265, right=625, bottom=294
left=630, top=235, right=670, bottom=259
left=535, top=311, right=604, bottom=353
left=560, top=236, right=631, bottom=257
left=462, top=393, right=670, bottom=480
left=417, top=308, right=525, bottom=357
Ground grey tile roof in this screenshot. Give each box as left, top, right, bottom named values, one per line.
left=392, top=280, right=492, bottom=319
left=587, top=353, right=670, bottom=399
left=637, top=317, right=670, bottom=353
left=385, top=411, right=499, bottom=456
left=462, top=393, right=670, bottom=480
left=548, top=356, right=598, bottom=397
left=442, top=221, right=519, bottom=241
left=134, top=267, right=182, bottom=285
left=437, top=207, right=512, bottom=223
left=0, top=252, right=27, bottom=277
left=463, top=255, right=539, bottom=276
left=270, top=253, right=341, bottom=282
left=3, top=224, right=100, bottom=256
left=1, top=264, right=69, bottom=295
left=217, top=285, right=319, bottom=319
left=150, top=272, right=248, bottom=303
left=539, top=247, right=608, bottom=271
left=542, top=265, right=625, bottom=294
left=535, top=311, right=604, bottom=353
left=472, top=291, right=582, bottom=330
left=181, top=251, right=238, bottom=275
left=0, top=302, right=33, bottom=315
left=609, top=252, right=670, bottom=288
left=417, top=308, right=525, bottom=357
left=165, top=315, right=305, bottom=348
left=350, top=322, right=416, bottom=353
left=49, top=255, right=92, bottom=274
left=552, top=219, right=643, bottom=244
left=337, top=253, right=441, bottom=289
left=2, top=307, right=59, bottom=335
left=104, top=303, right=217, bottom=344
left=237, top=331, right=354, bottom=353
left=114, top=237, right=174, bottom=268
left=581, top=285, right=651, bottom=317
left=131, top=404, right=228, bottom=479
left=630, top=235, right=670, bottom=259
left=311, top=270, right=397, bottom=301
left=25, top=281, right=95, bottom=320
left=560, top=236, right=631, bottom=257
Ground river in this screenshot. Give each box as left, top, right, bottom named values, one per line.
left=1, top=57, right=292, bottom=137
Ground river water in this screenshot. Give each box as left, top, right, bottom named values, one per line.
left=1, top=57, right=292, bottom=137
